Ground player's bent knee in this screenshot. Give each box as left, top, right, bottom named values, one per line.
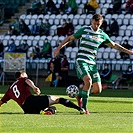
left=92, top=87, right=102, bottom=94
left=48, top=96, right=59, bottom=105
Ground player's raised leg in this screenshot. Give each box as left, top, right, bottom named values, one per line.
left=48, top=96, right=85, bottom=114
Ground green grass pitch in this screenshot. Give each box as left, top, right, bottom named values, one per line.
left=0, top=86, right=133, bottom=133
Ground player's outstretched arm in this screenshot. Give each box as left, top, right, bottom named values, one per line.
left=25, top=79, right=41, bottom=95
left=54, top=35, right=75, bottom=57
left=106, top=41, right=133, bottom=55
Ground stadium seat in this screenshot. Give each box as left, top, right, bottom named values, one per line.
left=85, top=18, right=91, bottom=25
left=65, top=47, right=72, bottom=52
left=101, top=8, right=107, bottom=15
left=100, top=0, right=106, bottom=3
left=74, top=14, right=80, bottom=19
left=78, top=5, right=83, bottom=14
left=103, top=3, right=110, bottom=9
left=107, top=0, right=112, bottom=3
left=56, top=14, right=61, bottom=19
left=79, top=18, right=84, bottom=25
left=98, top=47, right=105, bottom=52
left=16, top=35, right=22, bottom=40
left=122, top=36, right=129, bottom=42
left=52, top=35, right=59, bottom=41
left=54, top=18, right=60, bottom=25
left=120, top=25, right=127, bottom=30
left=128, top=40, right=133, bottom=46
left=4, top=35, right=10, bottom=40
left=115, top=36, right=122, bottom=42
left=32, top=39, right=38, bottom=46
left=103, top=51, right=109, bottom=60
left=49, top=14, right=56, bottom=19
left=68, top=14, right=74, bottom=19
left=117, top=18, right=123, bottom=25
left=22, top=35, right=28, bottom=40
left=116, top=60, right=123, bottom=71
left=28, top=36, right=34, bottom=40
left=40, top=35, right=46, bottom=40
left=27, top=47, right=33, bottom=58
left=38, top=14, right=44, bottom=19
left=118, top=14, right=124, bottom=19
left=123, top=18, right=129, bottom=25
left=11, top=35, right=16, bottom=40
left=122, top=60, right=131, bottom=71
left=50, top=25, right=57, bottom=36
left=15, top=39, right=20, bottom=46
left=72, top=18, right=78, bottom=26
left=30, top=18, right=36, bottom=25
left=38, top=40, right=44, bottom=47
left=111, top=14, right=118, bottom=19
left=47, top=36, right=52, bottom=40
left=70, top=51, right=77, bottom=60
left=26, top=14, right=32, bottom=19
left=129, top=18, right=133, bottom=25
left=105, top=14, right=111, bottom=20
left=129, top=36, right=133, bottom=42
left=49, top=18, right=54, bottom=25
left=24, top=18, right=30, bottom=25
left=34, top=35, right=40, bottom=40
left=2, top=39, right=8, bottom=47
left=80, top=14, right=86, bottom=19
left=64, top=51, right=70, bottom=59
left=125, top=29, right=132, bottom=37
left=32, top=14, right=38, bottom=19
left=127, top=25, right=133, bottom=30
left=124, top=14, right=131, bottom=19
left=82, top=0, right=87, bottom=4
left=110, top=36, right=116, bottom=42
left=72, top=47, right=78, bottom=52
left=96, top=8, right=101, bottom=14
left=109, top=51, right=116, bottom=60
left=111, top=60, right=117, bottom=70
left=59, top=36, right=65, bottom=41
left=104, top=47, right=111, bottom=52
left=44, top=14, right=50, bottom=19
left=86, top=14, right=93, bottom=19
left=62, top=14, right=68, bottom=19
left=119, top=29, right=125, bottom=36
left=51, top=39, right=57, bottom=48
left=27, top=39, right=32, bottom=46
left=20, top=14, right=26, bottom=19
left=97, top=51, right=103, bottom=59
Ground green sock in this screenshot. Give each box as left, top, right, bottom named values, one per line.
left=82, top=90, right=90, bottom=110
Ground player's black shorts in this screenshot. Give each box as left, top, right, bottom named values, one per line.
left=22, top=95, right=49, bottom=114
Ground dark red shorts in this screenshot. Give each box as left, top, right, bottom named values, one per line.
left=22, top=95, right=49, bottom=114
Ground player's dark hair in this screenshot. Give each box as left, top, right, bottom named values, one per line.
left=15, top=72, right=21, bottom=79
left=92, top=14, right=103, bottom=21
left=15, top=70, right=26, bottom=79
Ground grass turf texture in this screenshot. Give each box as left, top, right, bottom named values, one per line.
left=0, top=86, right=133, bottom=133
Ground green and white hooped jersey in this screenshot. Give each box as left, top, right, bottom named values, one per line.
left=73, top=26, right=111, bottom=65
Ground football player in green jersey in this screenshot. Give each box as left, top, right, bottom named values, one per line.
left=54, top=14, right=133, bottom=114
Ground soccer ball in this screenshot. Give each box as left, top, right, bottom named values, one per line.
left=66, top=85, right=79, bottom=98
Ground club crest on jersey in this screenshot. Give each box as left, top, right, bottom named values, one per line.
left=86, top=34, right=90, bottom=39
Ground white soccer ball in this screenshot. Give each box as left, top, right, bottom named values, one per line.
left=66, top=85, right=79, bottom=98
